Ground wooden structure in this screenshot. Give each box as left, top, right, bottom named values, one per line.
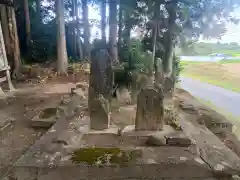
left=0, top=20, right=14, bottom=93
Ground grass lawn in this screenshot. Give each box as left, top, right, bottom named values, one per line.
left=181, top=60, right=240, bottom=92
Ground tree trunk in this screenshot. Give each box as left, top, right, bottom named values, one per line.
left=0, top=5, right=10, bottom=56
left=82, top=0, right=90, bottom=60
left=152, top=24, right=157, bottom=77
left=36, top=0, right=41, bottom=23
left=7, top=4, right=21, bottom=78
left=72, top=0, right=77, bottom=58
left=100, top=0, right=106, bottom=43
left=109, top=0, right=118, bottom=64
left=76, top=4, right=83, bottom=60
left=118, top=0, right=123, bottom=49
left=152, top=1, right=160, bottom=78
left=163, top=3, right=177, bottom=77
left=56, top=0, right=68, bottom=74
left=24, top=0, right=31, bottom=48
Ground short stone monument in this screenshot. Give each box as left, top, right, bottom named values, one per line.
left=135, top=86, right=164, bottom=131
left=89, top=93, right=110, bottom=130
left=163, top=76, right=174, bottom=98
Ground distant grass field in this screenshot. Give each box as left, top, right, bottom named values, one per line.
left=181, top=60, right=240, bottom=92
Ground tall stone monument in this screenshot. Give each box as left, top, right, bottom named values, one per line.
left=88, top=48, right=113, bottom=130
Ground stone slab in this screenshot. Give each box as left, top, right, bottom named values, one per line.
left=121, top=125, right=175, bottom=137
left=165, top=132, right=192, bottom=147
left=179, top=112, right=240, bottom=176
left=31, top=107, right=60, bottom=128
left=14, top=112, right=214, bottom=180
left=15, top=146, right=213, bottom=179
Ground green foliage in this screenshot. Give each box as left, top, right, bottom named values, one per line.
left=121, top=38, right=152, bottom=74
left=172, top=55, right=182, bottom=83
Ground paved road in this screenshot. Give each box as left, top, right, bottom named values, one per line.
left=180, top=77, right=240, bottom=117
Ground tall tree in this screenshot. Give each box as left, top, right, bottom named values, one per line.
left=163, top=2, right=177, bottom=77
left=24, top=0, right=31, bottom=49
left=109, top=0, right=118, bottom=64
left=56, top=0, right=68, bottom=74
left=118, top=0, right=123, bottom=49
left=100, top=0, right=106, bottom=43
left=7, top=1, right=21, bottom=78
left=36, top=0, right=41, bottom=24
left=82, top=0, right=90, bottom=60
left=152, top=1, right=161, bottom=78
left=0, top=5, right=10, bottom=56
left=76, top=0, right=83, bottom=60
left=71, top=0, right=77, bottom=57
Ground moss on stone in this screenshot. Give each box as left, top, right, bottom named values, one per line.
left=39, top=108, right=57, bottom=119
left=71, top=147, right=141, bottom=167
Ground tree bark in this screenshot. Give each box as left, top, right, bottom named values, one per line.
left=0, top=5, right=10, bottom=55
left=82, top=0, right=90, bottom=60
left=56, top=0, right=68, bottom=74
left=7, top=3, right=21, bottom=78
left=36, top=0, right=41, bottom=23
left=72, top=0, right=77, bottom=58
left=100, top=0, right=106, bottom=43
left=109, top=0, right=118, bottom=64
left=118, top=0, right=123, bottom=49
left=152, top=0, right=161, bottom=78
left=76, top=4, right=83, bottom=60
left=163, top=2, right=177, bottom=77
left=24, top=0, right=31, bottom=48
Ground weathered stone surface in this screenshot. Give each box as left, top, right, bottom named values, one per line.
left=179, top=113, right=240, bottom=176
left=146, top=133, right=166, bottom=146
left=122, top=125, right=175, bottom=146
left=116, top=87, right=131, bottom=105
left=76, top=81, right=89, bottom=90
left=165, top=132, right=192, bottom=147
left=89, top=93, right=110, bottom=130
left=135, top=86, right=164, bottom=131
left=89, top=48, right=113, bottom=100
left=31, top=107, right=60, bottom=128
left=154, top=58, right=164, bottom=85
left=72, top=88, right=86, bottom=100
left=163, top=77, right=174, bottom=98
left=15, top=146, right=213, bottom=180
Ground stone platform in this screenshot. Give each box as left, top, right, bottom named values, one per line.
left=14, top=112, right=217, bottom=180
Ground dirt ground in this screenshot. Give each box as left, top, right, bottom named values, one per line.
left=0, top=69, right=88, bottom=179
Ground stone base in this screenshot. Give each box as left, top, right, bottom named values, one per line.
left=121, top=125, right=192, bottom=147
left=14, top=146, right=214, bottom=180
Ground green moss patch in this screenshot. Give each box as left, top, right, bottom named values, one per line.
left=71, top=147, right=142, bottom=167
left=39, top=108, right=57, bottom=119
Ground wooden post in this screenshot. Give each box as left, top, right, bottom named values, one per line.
left=0, top=19, right=14, bottom=91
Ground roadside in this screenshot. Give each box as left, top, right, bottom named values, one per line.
left=181, top=60, right=240, bottom=92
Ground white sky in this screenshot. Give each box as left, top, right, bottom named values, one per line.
left=43, top=1, right=240, bottom=44
left=89, top=5, right=240, bottom=44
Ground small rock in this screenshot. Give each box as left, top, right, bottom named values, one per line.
left=165, top=132, right=192, bottom=147
left=146, top=133, right=166, bottom=146
left=72, top=88, right=86, bottom=99
left=76, top=82, right=89, bottom=90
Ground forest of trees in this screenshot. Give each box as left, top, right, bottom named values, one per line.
left=0, top=0, right=239, bottom=79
